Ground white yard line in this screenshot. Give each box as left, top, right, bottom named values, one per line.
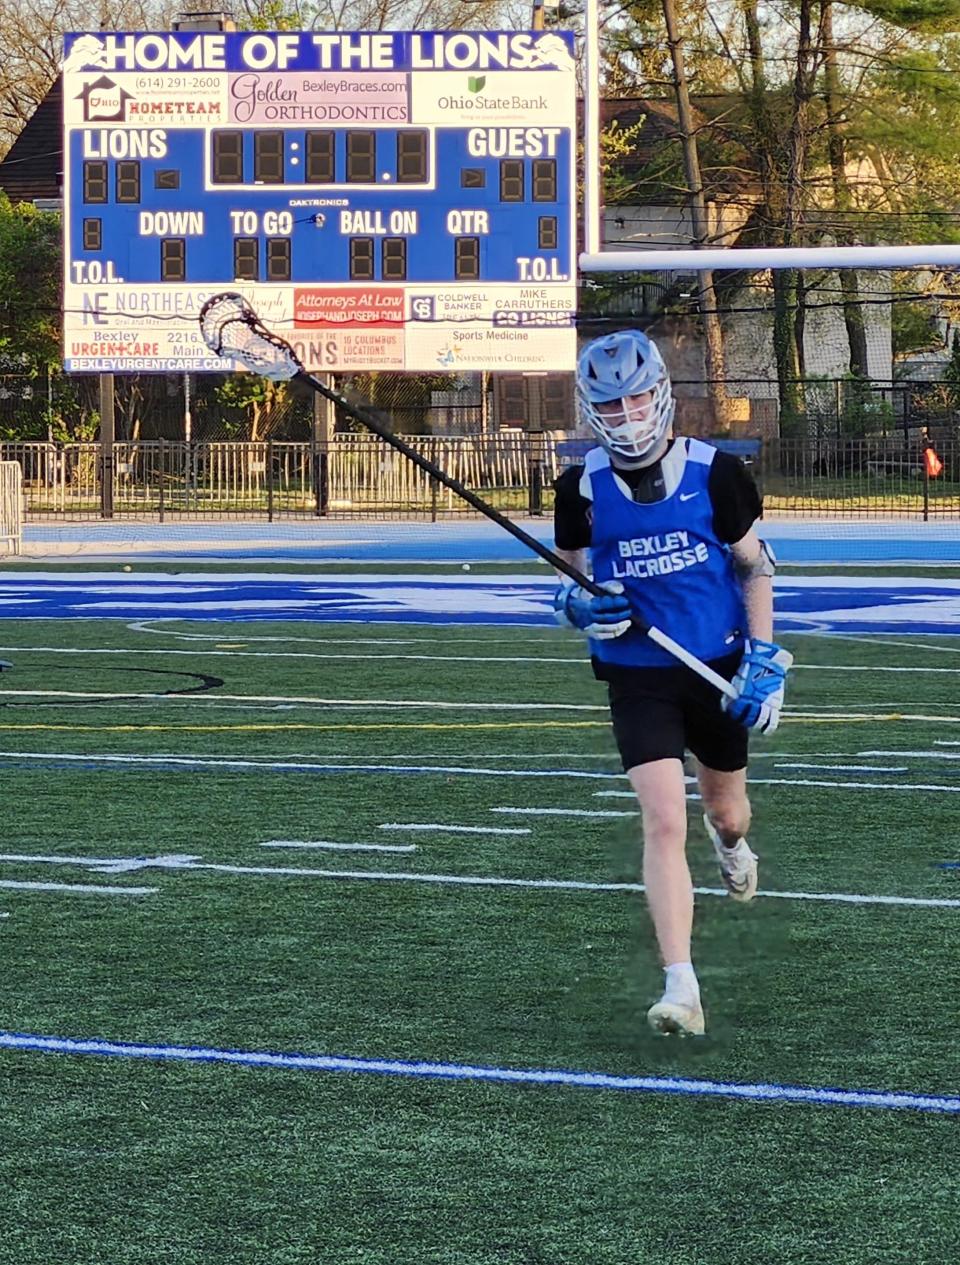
left=773, top=763, right=910, bottom=773
left=0, top=644, right=584, bottom=666
left=806, top=632, right=960, bottom=656
left=0, top=879, right=157, bottom=895
left=5, top=1028, right=958, bottom=1113
left=0, top=689, right=607, bottom=713
left=792, top=664, right=960, bottom=673
left=260, top=841, right=417, bottom=854
left=0, top=851, right=953, bottom=909
left=858, top=749, right=960, bottom=760
left=493, top=807, right=636, bottom=818
left=378, top=823, right=531, bottom=836
left=0, top=752, right=630, bottom=779
left=7, top=640, right=960, bottom=673
left=127, top=621, right=563, bottom=647
left=595, top=775, right=960, bottom=795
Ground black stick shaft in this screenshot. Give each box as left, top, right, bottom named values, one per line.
left=293, top=370, right=737, bottom=697
left=201, top=293, right=734, bottom=693
left=294, top=371, right=637, bottom=613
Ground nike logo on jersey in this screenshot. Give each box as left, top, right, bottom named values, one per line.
left=679, top=492, right=699, bottom=501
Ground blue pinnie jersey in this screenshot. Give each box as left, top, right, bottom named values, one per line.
left=583, top=439, right=748, bottom=668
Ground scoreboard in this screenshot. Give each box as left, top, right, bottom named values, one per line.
left=61, top=29, right=577, bottom=373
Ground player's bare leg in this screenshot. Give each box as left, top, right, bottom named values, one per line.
left=629, top=757, right=705, bottom=1036
left=697, top=763, right=758, bottom=902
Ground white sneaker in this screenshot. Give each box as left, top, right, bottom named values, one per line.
left=703, top=814, right=758, bottom=902
left=647, top=995, right=706, bottom=1037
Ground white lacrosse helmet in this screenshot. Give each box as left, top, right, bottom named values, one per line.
left=577, top=330, right=675, bottom=467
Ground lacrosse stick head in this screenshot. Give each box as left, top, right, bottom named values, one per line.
left=199, top=292, right=303, bottom=381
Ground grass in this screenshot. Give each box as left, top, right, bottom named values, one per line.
left=0, top=601, right=958, bottom=1263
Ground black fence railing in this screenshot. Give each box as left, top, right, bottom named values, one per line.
left=2, top=436, right=957, bottom=521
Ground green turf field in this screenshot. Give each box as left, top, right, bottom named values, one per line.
left=0, top=604, right=958, bottom=1264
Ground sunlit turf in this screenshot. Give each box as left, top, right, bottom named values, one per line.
left=0, top=609, right=958, bottom=1263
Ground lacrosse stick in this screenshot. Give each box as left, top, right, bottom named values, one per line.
left=198, top=292, right=737, bottom=698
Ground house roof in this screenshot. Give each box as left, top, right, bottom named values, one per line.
left=0, top=76, right=62, bottom=203
left=599, top=93, right=761, bottom=202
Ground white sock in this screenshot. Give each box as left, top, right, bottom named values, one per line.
left=663, top=961, right=700, bottom=1004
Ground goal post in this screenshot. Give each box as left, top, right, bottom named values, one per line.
left=579, top=244, right=960, bottom=272
left=0, top=461, right=23, bottom=555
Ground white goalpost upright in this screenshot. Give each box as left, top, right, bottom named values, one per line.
left=0, top=461, right=23, bottom=555
left=576, top=0, right=960, bottom=278
left=579, top=245, right=960, bottom=271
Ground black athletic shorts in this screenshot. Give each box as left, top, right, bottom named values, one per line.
left=596, top=650, right=748, bottom=773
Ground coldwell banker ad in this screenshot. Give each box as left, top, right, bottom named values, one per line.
left=62, top=30, right=577, bottom=372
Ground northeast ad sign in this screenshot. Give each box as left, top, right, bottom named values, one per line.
left=62, top=29, right=577, bottom=373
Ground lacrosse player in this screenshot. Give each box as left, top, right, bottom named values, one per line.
left=553, top=330, right=792, bottom=1037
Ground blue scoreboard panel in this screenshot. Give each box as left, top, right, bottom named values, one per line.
left=62, top=30, right=577, bottom=373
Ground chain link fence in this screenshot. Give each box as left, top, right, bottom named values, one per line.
left=2, top=434, right=957, bottom=521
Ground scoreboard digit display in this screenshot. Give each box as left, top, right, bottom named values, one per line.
left=62, top=29, right=577, bottom=373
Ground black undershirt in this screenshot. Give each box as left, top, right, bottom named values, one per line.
left=553, top=443, right=762, bottom=551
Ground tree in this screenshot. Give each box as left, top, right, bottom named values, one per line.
left=599, top=0, right=960, bottom=431
left=0, top=191, right=59, bottom=370
left=821, top=0, right=868, bottom=378
left=0, top=0, right=176, bottom=156
left=661, top=0, right=732, bottom=429
left=943, top=327, right=960, bottom=410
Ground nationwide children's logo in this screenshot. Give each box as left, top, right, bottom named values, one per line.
left=436, top=341, right=464, bottom=366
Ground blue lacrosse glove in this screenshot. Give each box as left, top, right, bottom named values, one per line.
left=722, top=638, right=793, bottom=734
left=554, top=579, right=632, bottom=639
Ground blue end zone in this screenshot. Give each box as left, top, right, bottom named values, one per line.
left=1, top=571, right=960, bottom=633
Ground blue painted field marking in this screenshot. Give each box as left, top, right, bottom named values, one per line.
left=4, top=570, right=960, bottom=632
left=0, top=1030, right=958, bottom=1115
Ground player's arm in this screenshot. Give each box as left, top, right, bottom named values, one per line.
left=724, top=527, right=792, bottom=733
left=555, top=546, right=588, bottom=577
left=711, top=454, right=792, bottom=733
left=552, top=465, right=591, bottom=585
left=729, top=527, right=774, bottom=643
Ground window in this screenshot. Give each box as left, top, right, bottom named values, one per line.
left=160, top=238, right=186, bottom=282
left=254, top=131, right=284, bottom=184
left=538, top=216, right=558, bottom=250
left=532, top=158, right=557, bottom=202
left=381, top=237, right=407, bottom=281
left=500, top=160, right=523, bottom=202
left=346, top=131, right=376, bottom=183
left=349, top=237, right=375, bottom=280
left=212, top=131, right=244, bottom=183
left=266, top=237, right=291, bottom=282
left=305, top=131, right=335, bottom=183
left=116, top=161, right=140, bottom=204
left=454, top=237, right=480, bottom=280
left=82, top=160, right=108, bottom=203
left=543, top=374, right=574, bottom=424
left=397, top=131, right=428, bottom=183
left=83, top=218, right=102, bottom=250
left=234, top=237, right=259, bottom=281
